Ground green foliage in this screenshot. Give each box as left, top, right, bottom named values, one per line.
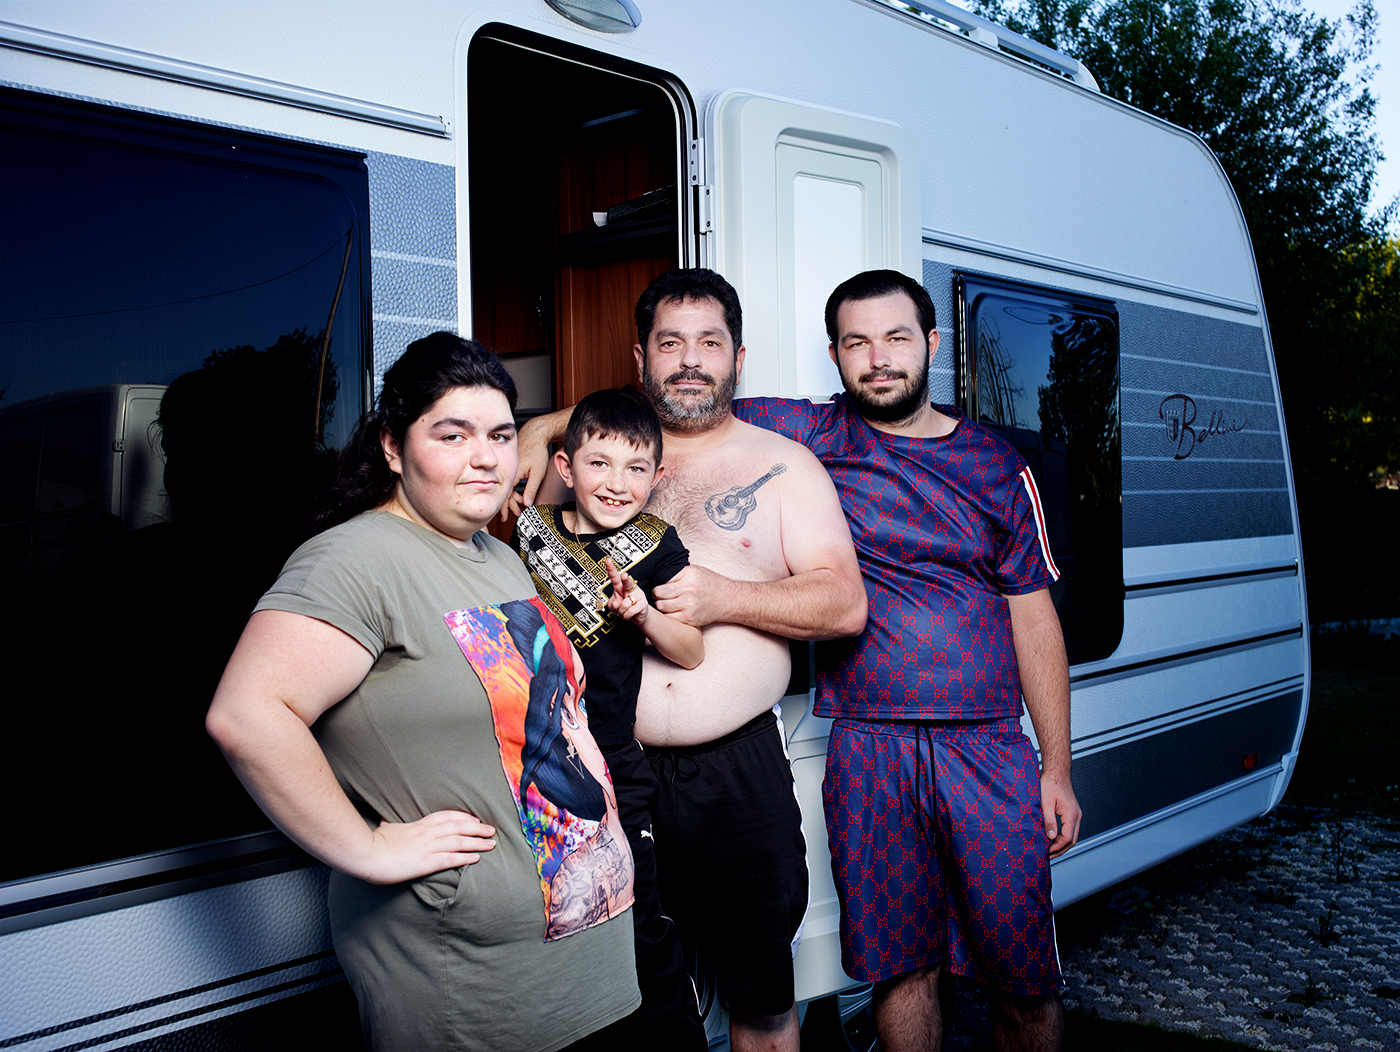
left=968, top=0, right=1399, bottom=495
left=969, top=1, right=1379, bottom=231
left=1306, top=234, right=1400, bottom=488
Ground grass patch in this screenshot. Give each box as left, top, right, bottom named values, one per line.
left=1283, top=631, right=1400, bottom=815
left=1064, top=1010, right=1260, bottom=1050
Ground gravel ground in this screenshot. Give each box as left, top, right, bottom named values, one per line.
left=1049, top=805, right=1400, bottom=1050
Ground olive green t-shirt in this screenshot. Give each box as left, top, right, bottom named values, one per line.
left=256, top=511, right=639, bottom=1051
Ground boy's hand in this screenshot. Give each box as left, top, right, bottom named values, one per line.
left=602, top=557, right=650, bottom=625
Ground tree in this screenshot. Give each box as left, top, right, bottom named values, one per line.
left=1038, top=315, right=1121, bottom=506
left=201, top=327, right=340, bottom=448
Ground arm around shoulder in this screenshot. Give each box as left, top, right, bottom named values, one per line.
left=507, top=406, right=574, bottom=517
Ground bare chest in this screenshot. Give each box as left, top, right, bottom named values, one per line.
left=645, top=456, right=790, bottom=581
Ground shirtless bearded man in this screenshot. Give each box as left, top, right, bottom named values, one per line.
left=515, top=269, right=866, bottom=1052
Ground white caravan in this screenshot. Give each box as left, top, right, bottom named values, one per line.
left=0, top=0, right=1308, bottom=1047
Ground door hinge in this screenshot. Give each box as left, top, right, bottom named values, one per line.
left=688, top=137, right=705, bottom=185
left=696, top=184, right=713, bottom=234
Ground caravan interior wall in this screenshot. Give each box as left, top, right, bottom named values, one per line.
left=0, top=0, right=1306, bottom=1045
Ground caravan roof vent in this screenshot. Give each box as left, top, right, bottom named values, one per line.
left=545, top=0, right=642, bottom=33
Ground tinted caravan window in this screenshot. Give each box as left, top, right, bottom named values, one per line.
left=955, top=274, right=1123, bottom=663
left=0, top=89, right=370, bottom=882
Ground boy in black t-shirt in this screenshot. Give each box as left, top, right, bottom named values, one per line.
left=511, top=388, right=706, bottom=1050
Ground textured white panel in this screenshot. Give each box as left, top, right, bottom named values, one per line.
left=0, top=868, right=333, bottom=1042
left=366, top=151, right=457, bottom=386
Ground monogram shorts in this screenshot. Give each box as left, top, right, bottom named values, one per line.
left=823, top=717, right=1061, bottom=995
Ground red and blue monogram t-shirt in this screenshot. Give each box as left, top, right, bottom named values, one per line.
left=734, top=396, right=1057, bottom=720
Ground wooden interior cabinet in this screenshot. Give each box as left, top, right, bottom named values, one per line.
left=469, top=33, right=683, bottom=537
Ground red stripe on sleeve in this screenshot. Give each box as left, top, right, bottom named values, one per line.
left=1019, top=467, right=1060, bottom=582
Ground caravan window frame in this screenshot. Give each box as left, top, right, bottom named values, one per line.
left=0, top=87, right=372, bottom=894
left=954, top=271, right=1124, bottom=664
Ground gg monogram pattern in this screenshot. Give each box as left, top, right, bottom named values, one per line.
left=824, top=718, right=1060, bottom=992
left=734, top=397, right=1055, bottom=721
left=736, top=394, right=1062, bottom=994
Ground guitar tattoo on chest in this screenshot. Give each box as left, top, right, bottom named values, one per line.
left=704, top=463, right=787, bottom=530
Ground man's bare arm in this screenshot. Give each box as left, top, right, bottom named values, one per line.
left=653, top=445, right=866, bottom=640
left=1007, top=588, right=1081, bottom=857
left=654, top=563, right=865, bottom=639
left=506, top=407, right=573, bottom=518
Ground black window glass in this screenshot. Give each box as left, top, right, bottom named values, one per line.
left=956, top=274, right=1123, bottom=663
left=0, top=90, right=370, bottom=882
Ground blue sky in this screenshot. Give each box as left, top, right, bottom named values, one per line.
left=1304, top=0, right=1397, bottom=222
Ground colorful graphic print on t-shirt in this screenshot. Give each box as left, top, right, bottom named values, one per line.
left=445, top=596, right=635, bottom=940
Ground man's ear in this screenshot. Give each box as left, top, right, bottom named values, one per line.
left=828, top=342, right=839, bottom=367
left=382, top=430, right=402, bottom=476
left=553, top=449, right=575, bottom=489
left=633, top=344, right=646, bottom=383
left=735, top=344, right=746, bottom=381
left=927, top=329, right=940, bottom=360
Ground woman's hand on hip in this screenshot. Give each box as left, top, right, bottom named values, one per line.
left=357, top=809, right=497, bottom=885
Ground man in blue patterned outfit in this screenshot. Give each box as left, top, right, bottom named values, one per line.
left=733, top=270, right=1082, bottom=1052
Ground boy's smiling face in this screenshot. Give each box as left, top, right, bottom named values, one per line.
left=554, top=431, right=665, bottom=535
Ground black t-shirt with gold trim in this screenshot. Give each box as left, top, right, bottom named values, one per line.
left=511, top=503, right=690, bottom=746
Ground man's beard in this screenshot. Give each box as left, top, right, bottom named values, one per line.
left=643, top=363, right=737, bottom=434
left=841, top=356, right=931, bottom=424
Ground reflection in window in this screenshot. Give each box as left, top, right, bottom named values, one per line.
left=957, top=274, right=1122, bottom=663
left=0, top=90, right=369, bottom=883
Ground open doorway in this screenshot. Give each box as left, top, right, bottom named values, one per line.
left=468, top=30, right=690, bottom=429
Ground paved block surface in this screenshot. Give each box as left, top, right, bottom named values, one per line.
left=1051, top=805, right=1400, bottom=1050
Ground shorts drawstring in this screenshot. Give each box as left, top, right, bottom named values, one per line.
left=648, top=749, right=701, bottom=785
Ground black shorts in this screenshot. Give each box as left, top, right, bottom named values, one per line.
left=647, top=709, right=809, bottom=1018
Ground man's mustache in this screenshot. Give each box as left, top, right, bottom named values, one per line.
left=860, top=368, right=908, bottom=383
left=665, top=368, right=717, bottom=386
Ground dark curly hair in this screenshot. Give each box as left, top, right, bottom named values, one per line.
left=634, top=268, right=742, bottom=353
left=314, top=332, right=517, bottom=532
left=562, top=386, right=663, bottom=463
left=824, top=270, right=936, bottom=346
